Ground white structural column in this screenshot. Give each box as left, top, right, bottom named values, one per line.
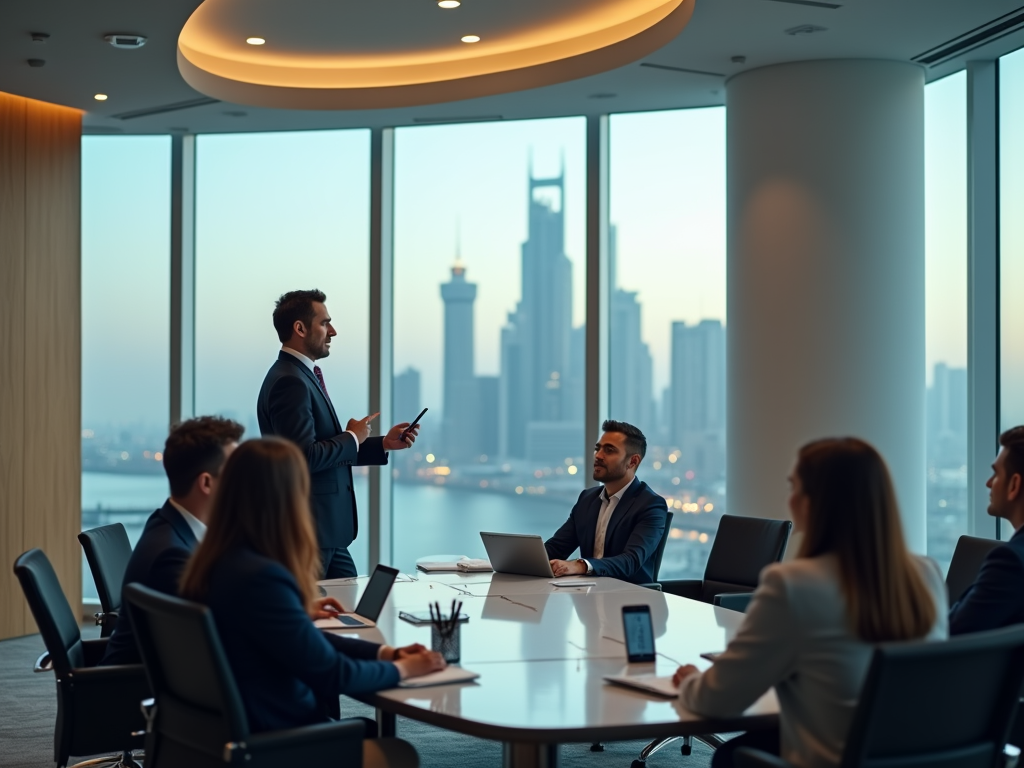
left=726, top=60, right=927, bottom=550
left=585, top=115, right=610, bottom=488
left=170, top=134, right=196, bottom=428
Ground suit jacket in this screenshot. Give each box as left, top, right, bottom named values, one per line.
left=680, top=555, right=948, bottom=768
left=949, top=526, right=1024, bottom=635
left=101, top=501, right=198, bottom=666
left=257, top=351, right=388, bottom=549
left=204, top=546, right=400, bottom=733
left=544, top=477, right=668, bottom=583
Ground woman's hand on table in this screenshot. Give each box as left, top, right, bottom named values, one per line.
left=394, top=649, right=447, bottom=679
left=672, top=664, right=700, bottom=686
left=311, top=596, right=346, bottom=619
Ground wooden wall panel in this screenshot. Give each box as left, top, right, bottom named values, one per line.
left=0, top=92, right=28, bottom=639
left=0, top=93, right=81, bottom=640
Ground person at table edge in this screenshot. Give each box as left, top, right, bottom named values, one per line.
left=545, top=420, right=668, bottom=584
left=257, top=288, right=419, bottom=579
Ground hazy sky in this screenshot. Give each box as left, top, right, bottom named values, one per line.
left=1002, top=48, right=1024, bottom=430
left=82, top=69, right=1008, bottom=433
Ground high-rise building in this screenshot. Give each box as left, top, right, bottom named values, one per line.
left=608, top=225, right=654, bottom=433
left=441, top=260, right=480, bottom=459
left=500, top=166, right=575, bottom=458
left=670, top=319, right=726, bottom=480
left=927, top=362, right=967, bottom=467
left=393, top=367, right=422, bottom=429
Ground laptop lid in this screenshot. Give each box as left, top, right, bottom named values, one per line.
left=354, top=564, right=399, bottom=621
left=479, top=532, right=555, bottom=578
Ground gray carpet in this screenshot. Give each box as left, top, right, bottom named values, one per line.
left=0, top=630, right=713, bottom=768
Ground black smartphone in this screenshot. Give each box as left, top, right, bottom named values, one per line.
left=622, top=605, right=656, bottom=663
left=403, top=407, right=428, bottom=435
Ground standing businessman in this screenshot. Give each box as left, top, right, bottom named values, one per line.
left=258, top=289, right=418, bottom=578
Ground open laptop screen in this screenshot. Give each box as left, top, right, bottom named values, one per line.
left=355, top=564, right=399, bottom=621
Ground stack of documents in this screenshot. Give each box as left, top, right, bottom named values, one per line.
left=603, top=673, right=679, bottom=698
left=455, top=558, right=492, bottom=573
left=416, top=557, right=493, bottom=573
left=398, top=666, right=480, bottom=688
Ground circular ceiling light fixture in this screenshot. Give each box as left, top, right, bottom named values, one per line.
left=461, top=34, right=480, bottom=43
left=438, top=0, right=461, bottom=7
left=245, top=37, right=266, bottom=45
left=94, top=93, right=108, bottom=101
left=177, top=0, right=695, bottom=110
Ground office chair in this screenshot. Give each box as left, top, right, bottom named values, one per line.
left=734, top=624, right=1024, bottom=768
left=946, top=534, right=1002, bottom=605
left=632, top=515, right=792, bottom=766
left=123, top=583, right=369, bottom=767
left=638, top=511, right=676, bottom=592
left=78, top=524, right=133, bottom=638
left=13, top=549, right=147, bottom=768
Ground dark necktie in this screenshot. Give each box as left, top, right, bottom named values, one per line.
left=313, top=365, right=329, bottom=398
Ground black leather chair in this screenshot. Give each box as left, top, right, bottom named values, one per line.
left=735, top=624, right=1024, bottom=768
left=632, top=515, right=792, bottom=766
left=13, top=548, right=147, bottom=768
left=123, top=582, right=369, bottom=767
left=946, top=534, right=1002, bottom=605
left=78, top=524, right=133, bottom=638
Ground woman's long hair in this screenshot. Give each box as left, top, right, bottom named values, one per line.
left=796, top=438, right=936, bottom=642
left=180, top=437, right=320, bottom=613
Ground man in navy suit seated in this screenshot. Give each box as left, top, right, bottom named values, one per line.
left=950, top=425, right=1024, bottom=635
left=257, top=289, right=419, bottom=579
left=101, top=416, right=243, bottom=665
left=545, top=420, right=668, bottom=584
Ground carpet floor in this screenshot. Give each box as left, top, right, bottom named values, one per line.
left=0, top=630, right=713, bottom=768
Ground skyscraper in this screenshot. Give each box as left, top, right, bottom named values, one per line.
left=441, top=259, right=479, bottom=459
left=670, top=319, right=726, bottom=480
left=608, top=225, right=654, bottom=433
left=927, top=362, right=967, bottom=467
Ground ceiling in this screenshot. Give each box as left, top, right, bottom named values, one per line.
left=2, top=0, right=1023, bottom=135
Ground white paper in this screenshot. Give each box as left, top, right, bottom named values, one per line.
left=398, top=666, right=481, bottom=688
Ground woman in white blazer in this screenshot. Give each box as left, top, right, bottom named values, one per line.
left=674, top=438, right=948, bottom=768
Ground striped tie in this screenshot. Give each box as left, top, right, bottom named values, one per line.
left=313, top=365, right=329, bottom=398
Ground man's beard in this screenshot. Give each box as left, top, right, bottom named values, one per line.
left=593, top=460, right=628, bottom=484
left=304, top=336, right=329, bottom=360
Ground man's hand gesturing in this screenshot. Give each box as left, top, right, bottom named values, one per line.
left=346, top=413, right=379, bottom=443
left=383, top=423, right=419, bottom=451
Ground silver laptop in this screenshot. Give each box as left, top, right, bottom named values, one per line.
left=479, top=532, right=554, bottom=578
left=325, top=564, right=398, bottom=628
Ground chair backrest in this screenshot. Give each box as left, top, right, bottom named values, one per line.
left=702, top=515, right=792, bottom=602
left=78, top=523, right=132, bottom=613
left=841, top=625, right=1024, bottom=768
left=946, top=534, right=1003, bottom=605
left=124, top=583, right=250, bottom=758
left=651, top=511, right=675, bottom=581
left=13, top=549, right=84, bottom=674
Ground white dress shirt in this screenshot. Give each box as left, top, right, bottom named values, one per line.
left=280, top=345, right=361, bottom=447
left=168, top=499, right=207, bottom=541
left=582, top=483, right=629, bottom=574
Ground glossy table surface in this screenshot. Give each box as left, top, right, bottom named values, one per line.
left=320, top=571, right=778, bottom=743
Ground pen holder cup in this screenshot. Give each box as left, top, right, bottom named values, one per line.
left=431, top=624, right=461, bottom=663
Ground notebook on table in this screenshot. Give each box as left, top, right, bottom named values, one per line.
left=398, top=666, right=480, bottom=688
left=603, top=672, right=679, bottom=698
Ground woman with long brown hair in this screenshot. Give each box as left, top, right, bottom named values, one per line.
left=180, top=438, right=443, bottom=766
left=672, top=438, right=948, bottom=768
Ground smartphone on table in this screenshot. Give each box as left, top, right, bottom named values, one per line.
left=621, top=604, right=656, bottom=663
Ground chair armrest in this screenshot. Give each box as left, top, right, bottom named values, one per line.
left=660, top=579, right=703, bottom=600
left=243, top=718, right=365, bottom=767
left=82, top=637, right=110, bottom=667
left=714, top=593, right=754, bottom=613
left=34, top=651, right=52, bottom=673
left=638, top=583, right=663, bottom=591
left=734, top=747, right=796, bottom=768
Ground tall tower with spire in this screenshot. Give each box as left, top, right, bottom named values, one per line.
left=440, top=253, right=480, bottom=459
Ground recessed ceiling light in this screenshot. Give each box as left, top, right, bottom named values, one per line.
left=438, top=0, right=460, bottom=7
left=246, top=37, right=266, bottom=45
left=461, top=35, right=480, bottom=43
left=94, top=94, right=108, bottom=101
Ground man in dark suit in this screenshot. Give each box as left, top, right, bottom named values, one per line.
left=546, top=420, right=668, bottom=584
left=101, top=416, right=243, bottom=666
left=257, top=289, right=419, bottom=579
left=950, top=425, right=1024, bottom=635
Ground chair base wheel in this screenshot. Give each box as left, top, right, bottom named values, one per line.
left=590, top=742, right=604, bottom=752
left=631, top=761, right=647, bottom=768
left=681, top=743, right=693, bottom=756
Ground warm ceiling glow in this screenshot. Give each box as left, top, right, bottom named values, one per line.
left=245, top=37, right=266, bottom=45
left=93, top=93, right=108, bottom=101
left=461, top=34, right=480, bottom=43
left=438, top=0, right=460, bottom=7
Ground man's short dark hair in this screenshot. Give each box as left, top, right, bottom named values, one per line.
left=1000, top=426, right=1024, bottom=485
left=602, top=419, right=647, bottom=460
left=164, top=416, right=245, bottom=497
left=273, top=289, right=326, bottom=343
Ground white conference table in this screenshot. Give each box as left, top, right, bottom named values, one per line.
left=319, top=571, right=778, bottom=768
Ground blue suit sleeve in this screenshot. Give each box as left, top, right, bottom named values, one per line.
left=236, top=565, right=400, bottom=698
left=545, top=490, right=587, bottom=560
left=356, top=436, right=389, bottom=468
left=949, top=546, right=1024, bottom=635
left=266, top=375, right=359, bottom=473
left=149, top=546, right=192, bottom=597
left=324, top=632, right=383, bottom=660
left=589, top=495, right=668, bottom=582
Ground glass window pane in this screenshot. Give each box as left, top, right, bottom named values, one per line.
left=1002, top=49, right=1024, bottom=433
left=81, top=136, right=171, bottom=601
left=392, top=118, right=586, bottom=568
left=924, top=72, right=969, bottom=567
left=194, top=130, right=371, bottom=571
left=609, top=108, right=726, bottom=579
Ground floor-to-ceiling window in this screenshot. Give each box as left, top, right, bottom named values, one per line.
left=194, top=129, right=372, bottom=571
left=924, top=72, right=969, bottom=570
left=608, top=107, right=726, bottom=579
left=81, top=136, right=171, bottom=601
left=391, top=118, right=587, bottom=569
